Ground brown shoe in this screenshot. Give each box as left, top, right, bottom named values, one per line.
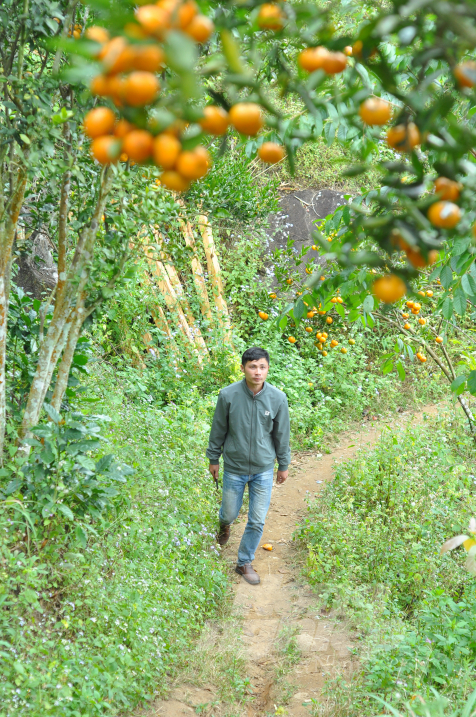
left=216, top=523, right=230, bottom=546
left=235, top=563, right=260, bottom=585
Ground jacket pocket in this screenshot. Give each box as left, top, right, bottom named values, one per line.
left=258, top=412, right=273, bottom=433
left=223, top=434, right=239, bottom=460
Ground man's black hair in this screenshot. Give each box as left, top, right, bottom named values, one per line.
left=241, top=347, right=270, bottom=366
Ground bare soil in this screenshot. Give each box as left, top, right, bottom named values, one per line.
left=144, top=405, right=439, bottom=717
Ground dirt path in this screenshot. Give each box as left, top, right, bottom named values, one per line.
left=148, top=405, right=439, bottom=717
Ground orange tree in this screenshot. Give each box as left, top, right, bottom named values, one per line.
left=3, top=0, right=476, bottom=459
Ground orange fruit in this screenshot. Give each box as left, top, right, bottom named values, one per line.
left=229, top=103, right=264, bottom=136
left=177, top=0, right=198, bottom=29
left=427, top=201, right=461, bottom=229
left=135, top=5, right=170, bottom=37
left=257, top=3, right=284, bottom=30
left=184, top=15, right=214, bottom=42
left=91, top=136, right=122, bottom=164
left=406, top=300, right=414, bottom=308
left=402, top=312, right=409, bottom=319
left=413, top=302, right=421, bottom=310
left=305, top=326, right=313, bottom=333
left=132, top=44, right=165, bottom=72
left=262, top=543, right=273, bottom=551
left=331, top=297, right=337, bottom=303
left=124, top=22, right=148, bottom=40
left=199, top=105, right=229, bottom=135
left=336, top=297, right=344, bottom=304
left=330, top=339, right=338, bottom=347
left=348, top=338, right=355, bottom=345
left=99, top=37, right=134, bottom=75
left=83, top=107, right=116, bottom=139
left=120, top=152, right=129, bottom=162
left=285, top=278, right=292, bottom=285
left=386, top=123, right=420, bottom=152
left=153, top=133, right=181, bottom=169
left=269, top=292, right=277, bottom=299
left=426, top=290, right=433, bottom=297
left=159, top=170, right=191, bottom=192
left=435, top=336, right=443, bottom=343
left=322, top=51, right=347, bottom=75
left=344, top=45, right=352, bottom=56
left=340, top=347, right=347, bottom=354
left=454, top=61, right=476, bottom=88
left=418, top=317, right=426, bottom=325
left=288, top=336, right=296, bottom=344
left=85, top=26, right=110, bottom=44
left=372, top=274, right=406, bottom=303
left=122, top=129, right=154, bottom=162
left=258, top=311, right=269, bottom=320
left=90, top=74, right=109, bottom=96
left=258, top=142, right=285, bottom=164
left=107, top=75, right=128, bottom=106
left=306, top=311, right=315, bottom=319
left=416, top=352, right=427, bottom=363
left=298, top=46, right=329, bottom=73
left=326, top=316, right=333, bottom=324
left=123, top=71, right=160, bottom=106
left=434, top=177, right=461, bottom=202
left=322, top=350, right=328, bottom=356
left=358, top=97, right=392, bottom=125
left=176, top=146, right=210, bottom=180
left=403, top=322, right=411, bottom=330
left=406, top=248, right=438, bottom=268
left=114, top=118, right=135, bottom=138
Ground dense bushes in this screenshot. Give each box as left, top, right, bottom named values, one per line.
left=299, top=412, right=476, bottom=712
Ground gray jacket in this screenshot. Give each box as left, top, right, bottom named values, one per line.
left=206, top=379, right=291, bottom=474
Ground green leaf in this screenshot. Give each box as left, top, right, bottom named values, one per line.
left=453, top=291, right=467, bottom=316
left=440, top=265, right=453, bottom=290
left=19, top=134, right=30, bottom=145
left=451, top=374, right=468, bottom=395
left=348, top=309, right=361, bottom=322
left=75, top=525, right=87, bottom=548
left=467, top=370, right=476, bottom=395
left=363, top=295, right=374, bottom=313
left=462, top=273, right=476, bottom=296
left=57, top=503, right=75, bottom=521
left=294, top=299, right=305, bottom=320
left=442, top=297, right=453, bottom=319
left=335, top=303, right=345, bottom=319
left=396, top=360, right=406, bottom=381
left=43, top=403, right=60, bottom=424
left=72, top=354, right=88, bottom=366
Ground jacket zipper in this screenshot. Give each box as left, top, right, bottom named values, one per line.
left=249, top=394, right=254, bottom=474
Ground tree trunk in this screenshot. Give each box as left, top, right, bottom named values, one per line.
left=50, top=302, right=84, bottom=412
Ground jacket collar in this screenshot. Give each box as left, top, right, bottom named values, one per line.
left=241, top=378, right=267, bottom=398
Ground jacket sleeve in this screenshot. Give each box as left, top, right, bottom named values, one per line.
left=206, top=391, right=229, bottom=464
left=272, top=396, right=291, bottom=471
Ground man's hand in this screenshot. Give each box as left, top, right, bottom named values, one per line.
left=276, top=469, right=288, bottom=484
left=209, top=464, right=219, bottom=480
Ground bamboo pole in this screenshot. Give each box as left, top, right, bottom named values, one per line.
left=197, top=215, right=233, bottom=343
left=144, top=247, right=204, bottom=365
left=179, top=219, right=213, bottom=322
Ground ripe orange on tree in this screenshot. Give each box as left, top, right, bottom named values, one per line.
left=402, top=312, right=409, bottom=319
left=229, top=103, right=264, bottom=136
left=348, top=338, right=355, bottom=345
left=83, top=107, right=116, bottom=138
left=159, top=170, right=191, bottom=192
left=135, top=5, right=170, bottom=37
left=436, top=336, right=443, bottom=343
left=416, top=352, right=427, bottom=363
left=418, top=317, right=426, bottom=325
left=307, top=310, right=315, bottom=318
left=403, top=322, right=411, bottom=330
left=199, top=106, right=229, bottom=135
left=386, top=122, right=420, bottom=152
left=427, top=201, right=461, bottom=229
left=344, top=45, right=352, bottom=56
left=322, top=51, right=347, bottom=75
left=176, top=146, right=211, bottom=180
left=124, top=71, right=160, bottom=106
left=85, top=26, right=110, bottom=44
left=288, top=336, right=296, bottom=344
left=340, top=347, right=347, bottom=354
left=434, top=177, right=461, bottom=201
left=122, top=129, right=154, bottom=162
left=90, top=74, right=110, bottom=96
left=285, top=278, right=293, bottom=285
left=132, top=44, right=165, bottom=72
left=358, top=97, right=392, bottom=125
left=114, top=118, right=134, bottom=138
left=305, top=326, right=313, bottom=333
left=153, top=133, right=181, bottom=168
left=372, top=274, right=406, bottom=303
left=426, top=290, right=433, bottom=297
left=330, top=339, right=338, bottom=347
left=454, top=60, right=476, bottom=88
left=298, top=46, right=329, bottom=73
left=322, top=350, right=328, bottom=356
left=405, top=247, right=438, bottom=268
left=91, top=136, right=122, bottom=164
left=326, top=316, right=333, bottom=324
left=258, top=142, right=286, bottom=164
left=184, top=15, right=214, bottom=43
left=269, top=292, right=277, bottom=299
left=258, top=311, right=269, bottom=320
left=257, top=4, right=285, bottom=30
left=406, top=300, right=414, bottom=308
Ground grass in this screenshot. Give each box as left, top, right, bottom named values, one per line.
left=298, top=405, right=476, bottom=715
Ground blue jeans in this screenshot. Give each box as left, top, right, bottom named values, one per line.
left=219, top=469, right=274, bottom=566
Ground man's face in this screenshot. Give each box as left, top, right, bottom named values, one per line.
left=241, top=359, right=269, bottom=386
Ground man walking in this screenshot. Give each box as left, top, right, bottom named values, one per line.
left=207, top=347, right=291, bottom=585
